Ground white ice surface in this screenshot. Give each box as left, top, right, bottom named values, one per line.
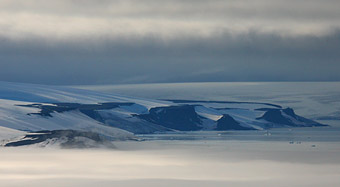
left=0, top=126, right=26, bottom=141
left=195, top=106, right=223, bottom=121
left=0, top=99, right=134, bottom=140
left=0, top=81, right=170, bottom=109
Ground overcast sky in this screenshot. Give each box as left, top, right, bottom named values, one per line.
left=1, top=0, right=340, bottom=85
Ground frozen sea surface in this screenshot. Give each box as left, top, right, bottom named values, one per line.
left=136, top=127, right=340, bottom=142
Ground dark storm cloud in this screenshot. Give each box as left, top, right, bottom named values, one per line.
left=0, top=0, right=340, bottom=84
left=1, top=30, right=339, bottom=85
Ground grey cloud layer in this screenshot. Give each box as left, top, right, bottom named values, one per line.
left=1, top=30, right=339, bottom=84
left=1, top=0, right=340, bottom=38
left=0, top=0, right=339, bottom=84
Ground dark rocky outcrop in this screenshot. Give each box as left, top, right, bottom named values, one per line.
left=216, top=114, right=255, bottom=130
left=138, top=105, right=202, bottom=131
left=256, top=108, right=326, bottom=127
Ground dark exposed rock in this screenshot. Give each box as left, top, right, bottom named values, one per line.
left=256, top=108, right=326, bottom=127
left=216, top=114, right=255, bottom=130
left=138, top=105, right=202, bottom=131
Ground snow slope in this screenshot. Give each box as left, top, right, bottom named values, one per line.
left=0, top=126, right=25, bottom=141
left=0, top=81, right=170, bottom=109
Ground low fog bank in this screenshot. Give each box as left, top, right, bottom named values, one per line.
left=3, top=178, right=339, bottom=187
left=1, top=140, right=340, bottom=187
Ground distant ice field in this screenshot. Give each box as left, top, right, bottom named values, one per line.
left=76, top=82, right=340, bottom=142
left=136, top=128, right=340, bottom=142
left=76, top=82, right=340, bottom=127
